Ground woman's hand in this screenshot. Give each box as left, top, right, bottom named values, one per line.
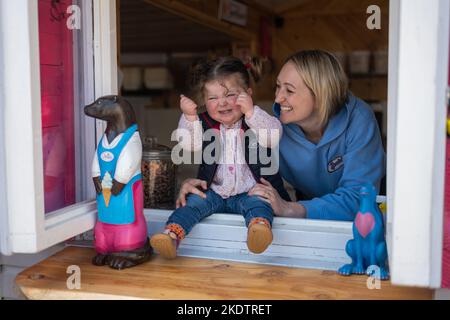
left=236, top=92, right=254, bottom=118
left=175, top=178, right=208, bottom=208
left=248, top=178, right=306, bottom=218
left=180, top=95, right=199, bottom=121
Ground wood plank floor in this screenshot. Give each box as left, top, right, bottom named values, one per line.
left=15, top=247, right=432, bottom=300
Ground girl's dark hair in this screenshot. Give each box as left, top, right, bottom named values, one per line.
left=188, top=56, right=263, bottom=106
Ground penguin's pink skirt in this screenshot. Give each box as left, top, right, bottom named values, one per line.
left=94, top=180, right=148, bottom=253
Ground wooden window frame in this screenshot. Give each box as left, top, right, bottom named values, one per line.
left=386, top=0, right=449, bottom=288
left=0, top=0, right=117, bottom=254
left=1, top=0, right=449, bottom=290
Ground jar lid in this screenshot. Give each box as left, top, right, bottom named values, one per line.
left=142, top=143, right=172, bottom=160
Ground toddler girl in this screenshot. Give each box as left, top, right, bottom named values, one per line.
left=150, top=56, right=290, bottom=258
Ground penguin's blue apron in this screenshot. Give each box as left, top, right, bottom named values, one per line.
left=96, top=124, right=141, bottom=225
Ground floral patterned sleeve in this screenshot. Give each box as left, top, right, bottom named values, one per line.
left=175, top=113, right=203, bottom=152
left=244, top=105, right=282, bottom=148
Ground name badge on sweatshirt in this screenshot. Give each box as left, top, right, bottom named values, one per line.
left=328, top=155, right=343, bottom=173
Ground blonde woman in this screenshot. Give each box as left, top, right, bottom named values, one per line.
left=177, top=50, right=385, bottom=221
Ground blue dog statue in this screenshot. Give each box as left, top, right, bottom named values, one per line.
left=338, top=184, right=389, bottom=280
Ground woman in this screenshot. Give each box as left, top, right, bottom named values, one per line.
left=176, top=50, right=385, bottom=221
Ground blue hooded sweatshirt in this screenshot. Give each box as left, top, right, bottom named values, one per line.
left=273, top=93, right=386, bottom=221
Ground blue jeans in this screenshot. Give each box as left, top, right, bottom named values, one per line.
left=167, top=189, right=274, bottom=236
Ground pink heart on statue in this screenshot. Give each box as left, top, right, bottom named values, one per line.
left=228, top=166, right=234, bottom=172
left=355, top=212, right=375, bottom=238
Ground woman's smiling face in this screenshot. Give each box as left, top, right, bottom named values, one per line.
left=204, top=79, right=243, bottom=127
left=275, top=62, right=317, bottom=126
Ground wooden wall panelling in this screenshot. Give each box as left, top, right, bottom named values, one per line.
left=143, top=0, right=258, bottom=42
left=349, top=76, right=388, bottom=101
left=271, top=0, right=389, bottom=102
left=139, top=0, right=273, bottom=100
left=120, top=0, right=232, bottom=53
left=272, top=0, right=389, bottom=60
left=280, top=0, right=389, bottom=16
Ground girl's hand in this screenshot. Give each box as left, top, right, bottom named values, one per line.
left=236, top=92, right=254, bottom=118
left=248, top=178, right=306, bottom=218
left=180, top=95, right=199, bottom=121
left=176, top=178, right=208, bottom=208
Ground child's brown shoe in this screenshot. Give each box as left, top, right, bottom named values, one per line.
left=247, top=222, right=273, bottom=254
left=150, top=233, right=178, bottom=259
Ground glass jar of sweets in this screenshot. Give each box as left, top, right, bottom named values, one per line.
left=141, top=137, right=176, bottom=209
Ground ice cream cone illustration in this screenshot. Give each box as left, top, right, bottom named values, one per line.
left=101, top=172, right=113, bottom=207
left=102, top=188, right=111, bottom=207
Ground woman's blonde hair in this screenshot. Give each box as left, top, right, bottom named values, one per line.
left=285, top=50, right=348, bottom=127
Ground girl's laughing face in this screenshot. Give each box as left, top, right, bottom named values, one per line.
left=204, top=79, right=243, bottom=127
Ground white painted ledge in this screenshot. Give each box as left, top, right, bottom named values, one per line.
left=146, top=209, right=353, bottom=271
left=70, top=209, right=353, bottom=271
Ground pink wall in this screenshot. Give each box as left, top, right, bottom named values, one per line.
left=38, top=0, right=75, bottom=213
left=443, top=35, right=450, bottom=288
left=443, top=141, right=450, bottom=288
